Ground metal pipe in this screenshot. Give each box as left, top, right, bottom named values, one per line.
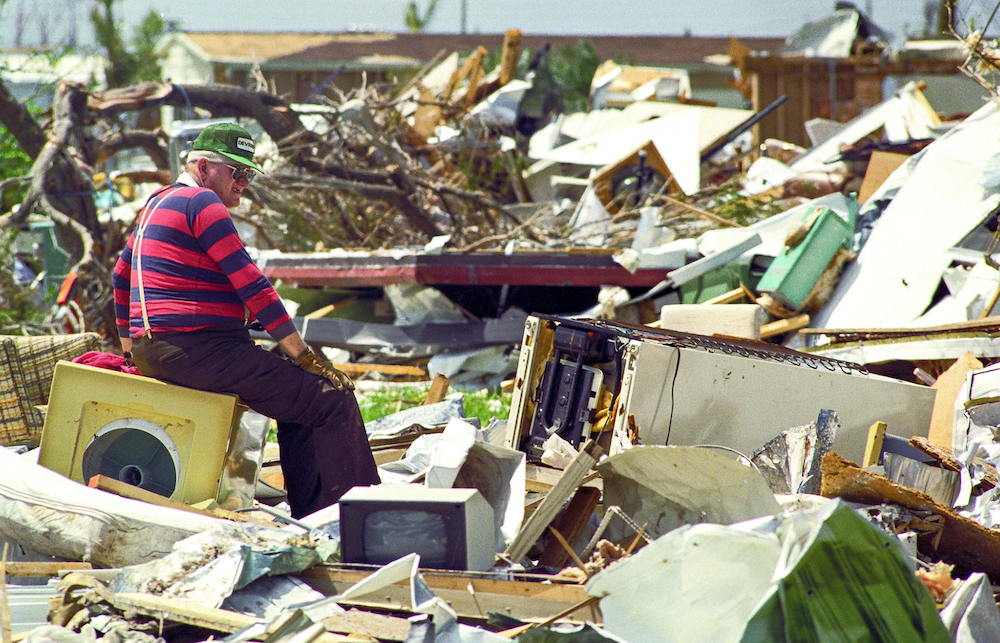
left=699, top=94, right=789, bottom=164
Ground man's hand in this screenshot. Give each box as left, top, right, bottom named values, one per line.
left=294, top=349, right=355, bottom=391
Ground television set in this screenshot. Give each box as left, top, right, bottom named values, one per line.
left=338, top=485, right=496, bottom=572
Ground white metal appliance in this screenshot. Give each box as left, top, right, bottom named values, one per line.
left=507, top=315, right=936, bottom=465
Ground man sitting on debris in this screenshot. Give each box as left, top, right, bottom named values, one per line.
left=112, top=122, right=380, bottom=518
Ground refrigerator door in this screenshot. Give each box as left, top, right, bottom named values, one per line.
left=614, top=340, right=935, bottom=465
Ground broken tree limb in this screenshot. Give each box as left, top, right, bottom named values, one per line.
left=98, top=128, right=170, bottom=169
left=264, top=172, right=443, bottom=240
left=10, top=83, right=101, bottom=256
left=89, top=81, right=305, bottom=151
left=662, top=194, right=743, bottom=228
left=0, top=76, right=47, bottom=160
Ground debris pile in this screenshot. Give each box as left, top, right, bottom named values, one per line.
left=9, top=4, right=1000, bottom=641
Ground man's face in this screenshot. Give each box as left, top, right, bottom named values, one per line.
left=200, top=159, right=251, bottom=209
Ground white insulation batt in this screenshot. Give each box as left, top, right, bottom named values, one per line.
left=0, top=448, right=228, bottom=568
left=813, top=102, right=1000, bottom=330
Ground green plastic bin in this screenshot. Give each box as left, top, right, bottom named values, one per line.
left=756, top=206, right=851, bottom=310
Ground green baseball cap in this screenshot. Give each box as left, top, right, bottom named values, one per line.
left=191, top=123, right=264, bottom=172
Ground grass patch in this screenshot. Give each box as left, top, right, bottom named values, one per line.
left=358, top=386, right=512, bottom=426
left=266, top=386, right=513, bottom=442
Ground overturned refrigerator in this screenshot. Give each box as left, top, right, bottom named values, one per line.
left=506, top=315, right=936, bottom=465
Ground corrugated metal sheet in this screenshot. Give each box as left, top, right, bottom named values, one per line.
left=6, top=578, right=60, bottom=635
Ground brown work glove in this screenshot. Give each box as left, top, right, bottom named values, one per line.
left=293, top=349, right=355, bottom=391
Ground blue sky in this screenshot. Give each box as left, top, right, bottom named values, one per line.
left=0, top=0, right=985, bottom=48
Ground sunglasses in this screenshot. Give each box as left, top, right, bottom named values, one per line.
left=217, top=162, right=257, bottom=184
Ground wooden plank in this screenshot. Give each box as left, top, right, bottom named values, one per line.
left=423, top=373, right=450, bottom=405
left=537, top=486, right=601, bottom=569
left=498, top=29, right=522, bottom=86
left=800, top=316, right=1000, bottom=337
left=760, top=313, right=810, bottom=339
left=910, top=435, right=997, bottom=492
left=110, top=592, right=364, bottom=642
left=371, top=447, right=408, bottom=466
left=505, top=441, right=603, bottom=564
left=703, top=287, right=747, bottom=305
left=862, top=421, right=886, bottom=468
left=296, top=566, right=600, bottom=624
left=525, top=464, right=563, bottom=493
left=857, top=151, right=909, bottom=204
left=821, top=452, right=1000, bottom=582
left=929, top=352, right=983, bottom=449
left=331, top=363, right=427, bottom=378
left=4, top=562, right=91, bottom=577
left=304, top=296, right=358, bottom=319
left=87, top=475, right=266, bottom=525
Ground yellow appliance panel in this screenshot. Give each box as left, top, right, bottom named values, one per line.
left=38, top=361, right=242, bottom=505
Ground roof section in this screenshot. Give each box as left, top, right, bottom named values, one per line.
left=175, top=31, right=783, bottom=68
left=178, top=32, right=392, bottom=62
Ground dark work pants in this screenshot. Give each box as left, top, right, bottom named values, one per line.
left=132, top=327, right=380, bottom=518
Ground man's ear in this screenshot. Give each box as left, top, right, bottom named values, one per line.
left=196, top=158, right=208, bottom=181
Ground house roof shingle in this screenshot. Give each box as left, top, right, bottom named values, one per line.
left=175, top=31, right=784, bottom=68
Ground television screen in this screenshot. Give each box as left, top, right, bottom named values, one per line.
left=339, top=485, right=496, bottom=571
left=363, top=508, right=449, bottom=567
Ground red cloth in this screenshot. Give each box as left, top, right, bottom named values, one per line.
left=73, top=351, right=142, bottom=376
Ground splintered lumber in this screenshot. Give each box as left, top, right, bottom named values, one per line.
left=297, top=566, right=601, bottom=624
left=909, top=435, right=997, bottom=493
left=444, top=48, right=482, bottom=101
left=499, top=30, right=523, bottom=85
left=760, top=313, right=810, bottom=339
left=538, top=486, right=601, bottom=569
left=463, top=46, right=489, bottom=109
left=928, top=352, right=983, bottom=449
left=3, top=562, right=91, bottom=577
left=820, top=452, right=1000, bottom=581
left=505, top=440, right=603, bottom=564
left=87, top=475, right=271, bottom=526
left=799, top=316, right=1000, bottom=340
left=423, top=373, right=451, bottom=405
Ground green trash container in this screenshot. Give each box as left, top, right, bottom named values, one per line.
left=756, top=205, right=851, bottom=310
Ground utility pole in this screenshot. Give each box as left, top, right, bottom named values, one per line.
left=460, top=0, right=467, bottom=34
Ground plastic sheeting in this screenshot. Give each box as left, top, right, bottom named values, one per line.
left=587, top=499, right=950, bottom=643
left=739, top=500, right=948, bottom=643
left=596, top=445, right=781, bottom=542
